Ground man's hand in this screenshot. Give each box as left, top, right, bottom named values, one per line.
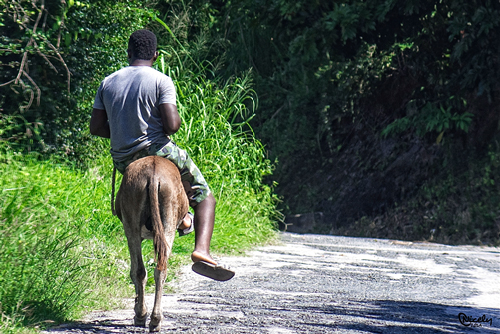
left=90, top=108, right=110, bottom=138
left=159, top=103, right=181, bottom=136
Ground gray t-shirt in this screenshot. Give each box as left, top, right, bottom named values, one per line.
left=93, top=66, right=176, bottom=162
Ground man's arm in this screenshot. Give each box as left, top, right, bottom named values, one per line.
left=159, top=103, right=181, bottom=136
left=90, top=108, right=110, bottom=138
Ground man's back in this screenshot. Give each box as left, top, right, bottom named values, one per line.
left=94, top=66, right=176, bottom=162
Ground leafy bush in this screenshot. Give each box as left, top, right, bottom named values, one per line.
left=382, top=101, right=474, bottom=143
left=0, top=0, right=153, bottom=162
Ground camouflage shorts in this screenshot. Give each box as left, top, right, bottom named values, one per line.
left=113, top=141, right=211, bottom=206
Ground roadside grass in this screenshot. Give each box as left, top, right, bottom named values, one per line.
left=0, top=152, right=130, bottom=330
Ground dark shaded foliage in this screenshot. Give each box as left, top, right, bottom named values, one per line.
left=208, top=0, right=500, bottom=244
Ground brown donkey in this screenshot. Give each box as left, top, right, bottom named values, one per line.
left=115, top=156, right=189, bottom=332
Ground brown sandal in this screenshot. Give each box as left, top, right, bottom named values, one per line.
left=192, top=261, right=235, bottom=281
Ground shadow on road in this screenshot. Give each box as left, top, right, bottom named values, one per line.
left=44, top=299, right=499, bottom=333
left=295, top=300, right=499, bottom=333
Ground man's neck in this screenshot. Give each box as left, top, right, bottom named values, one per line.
left=129, top=58, right=153, bottom=66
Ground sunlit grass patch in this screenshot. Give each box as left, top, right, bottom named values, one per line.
left=0, top=154, right=131, bottom=329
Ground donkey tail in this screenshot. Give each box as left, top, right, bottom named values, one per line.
left=149, top=172, right=168, bottom=271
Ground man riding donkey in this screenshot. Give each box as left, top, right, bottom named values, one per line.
left=90, top=29, right=234, bottom=281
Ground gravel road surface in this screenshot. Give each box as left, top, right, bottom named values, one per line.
left=45, top=232, right=500, bottom=333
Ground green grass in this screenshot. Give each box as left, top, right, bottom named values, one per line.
left=0, top=153, right=129, bottom=329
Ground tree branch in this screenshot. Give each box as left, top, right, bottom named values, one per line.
left=0, top=79, right=17, bottom=87
left=5, top=0, right=71, bottom=110
left=34, top=41, right=59, bottom=73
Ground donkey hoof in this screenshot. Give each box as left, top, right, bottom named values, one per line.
left=149, top=321, right=161, bottom=332
left=149, top=316, right=162, bottom=332
left=134, top=314, right=147, bottom=327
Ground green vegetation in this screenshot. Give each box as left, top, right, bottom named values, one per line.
left=206, top=0, right=500, bottom=244
left=0, top=0, right=153, bottom=162
left=0, top=113, right=276, bottom=331
left=0, top=153, right=124, bottom=331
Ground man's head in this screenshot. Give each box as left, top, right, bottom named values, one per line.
left=128, top=29, right=157, bottom=61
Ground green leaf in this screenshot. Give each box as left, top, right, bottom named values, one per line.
left=436, top=131, right=444, bottom=144
left=64, top=33, right=71, bottom=47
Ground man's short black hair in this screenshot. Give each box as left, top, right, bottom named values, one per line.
left=128, top=30, right=157, bottom=60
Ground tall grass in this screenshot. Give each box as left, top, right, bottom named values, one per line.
left=0, top=152, right=131, bottom=331
left=154, top=46, right=279, bottom=257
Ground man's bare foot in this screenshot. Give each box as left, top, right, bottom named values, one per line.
left=178, top=212, right=193, bottom=230
left=191, top=250, right=217, bottom=265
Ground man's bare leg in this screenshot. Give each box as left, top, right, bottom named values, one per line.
left=191, top=193, right=217, bottom=265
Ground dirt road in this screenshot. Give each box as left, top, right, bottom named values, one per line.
left=44, top=233, right=500, bottom=333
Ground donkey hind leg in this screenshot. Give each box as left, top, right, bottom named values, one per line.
left=149, top=227, right=176, bottom=332
left=126, top=235, right=148, bottom=327
left=148, top=267, right=166, bottom=332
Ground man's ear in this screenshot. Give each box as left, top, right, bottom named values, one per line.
left=153, top=51, right=159, bottom=62
left=127, top=49, right=132, bottom=59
